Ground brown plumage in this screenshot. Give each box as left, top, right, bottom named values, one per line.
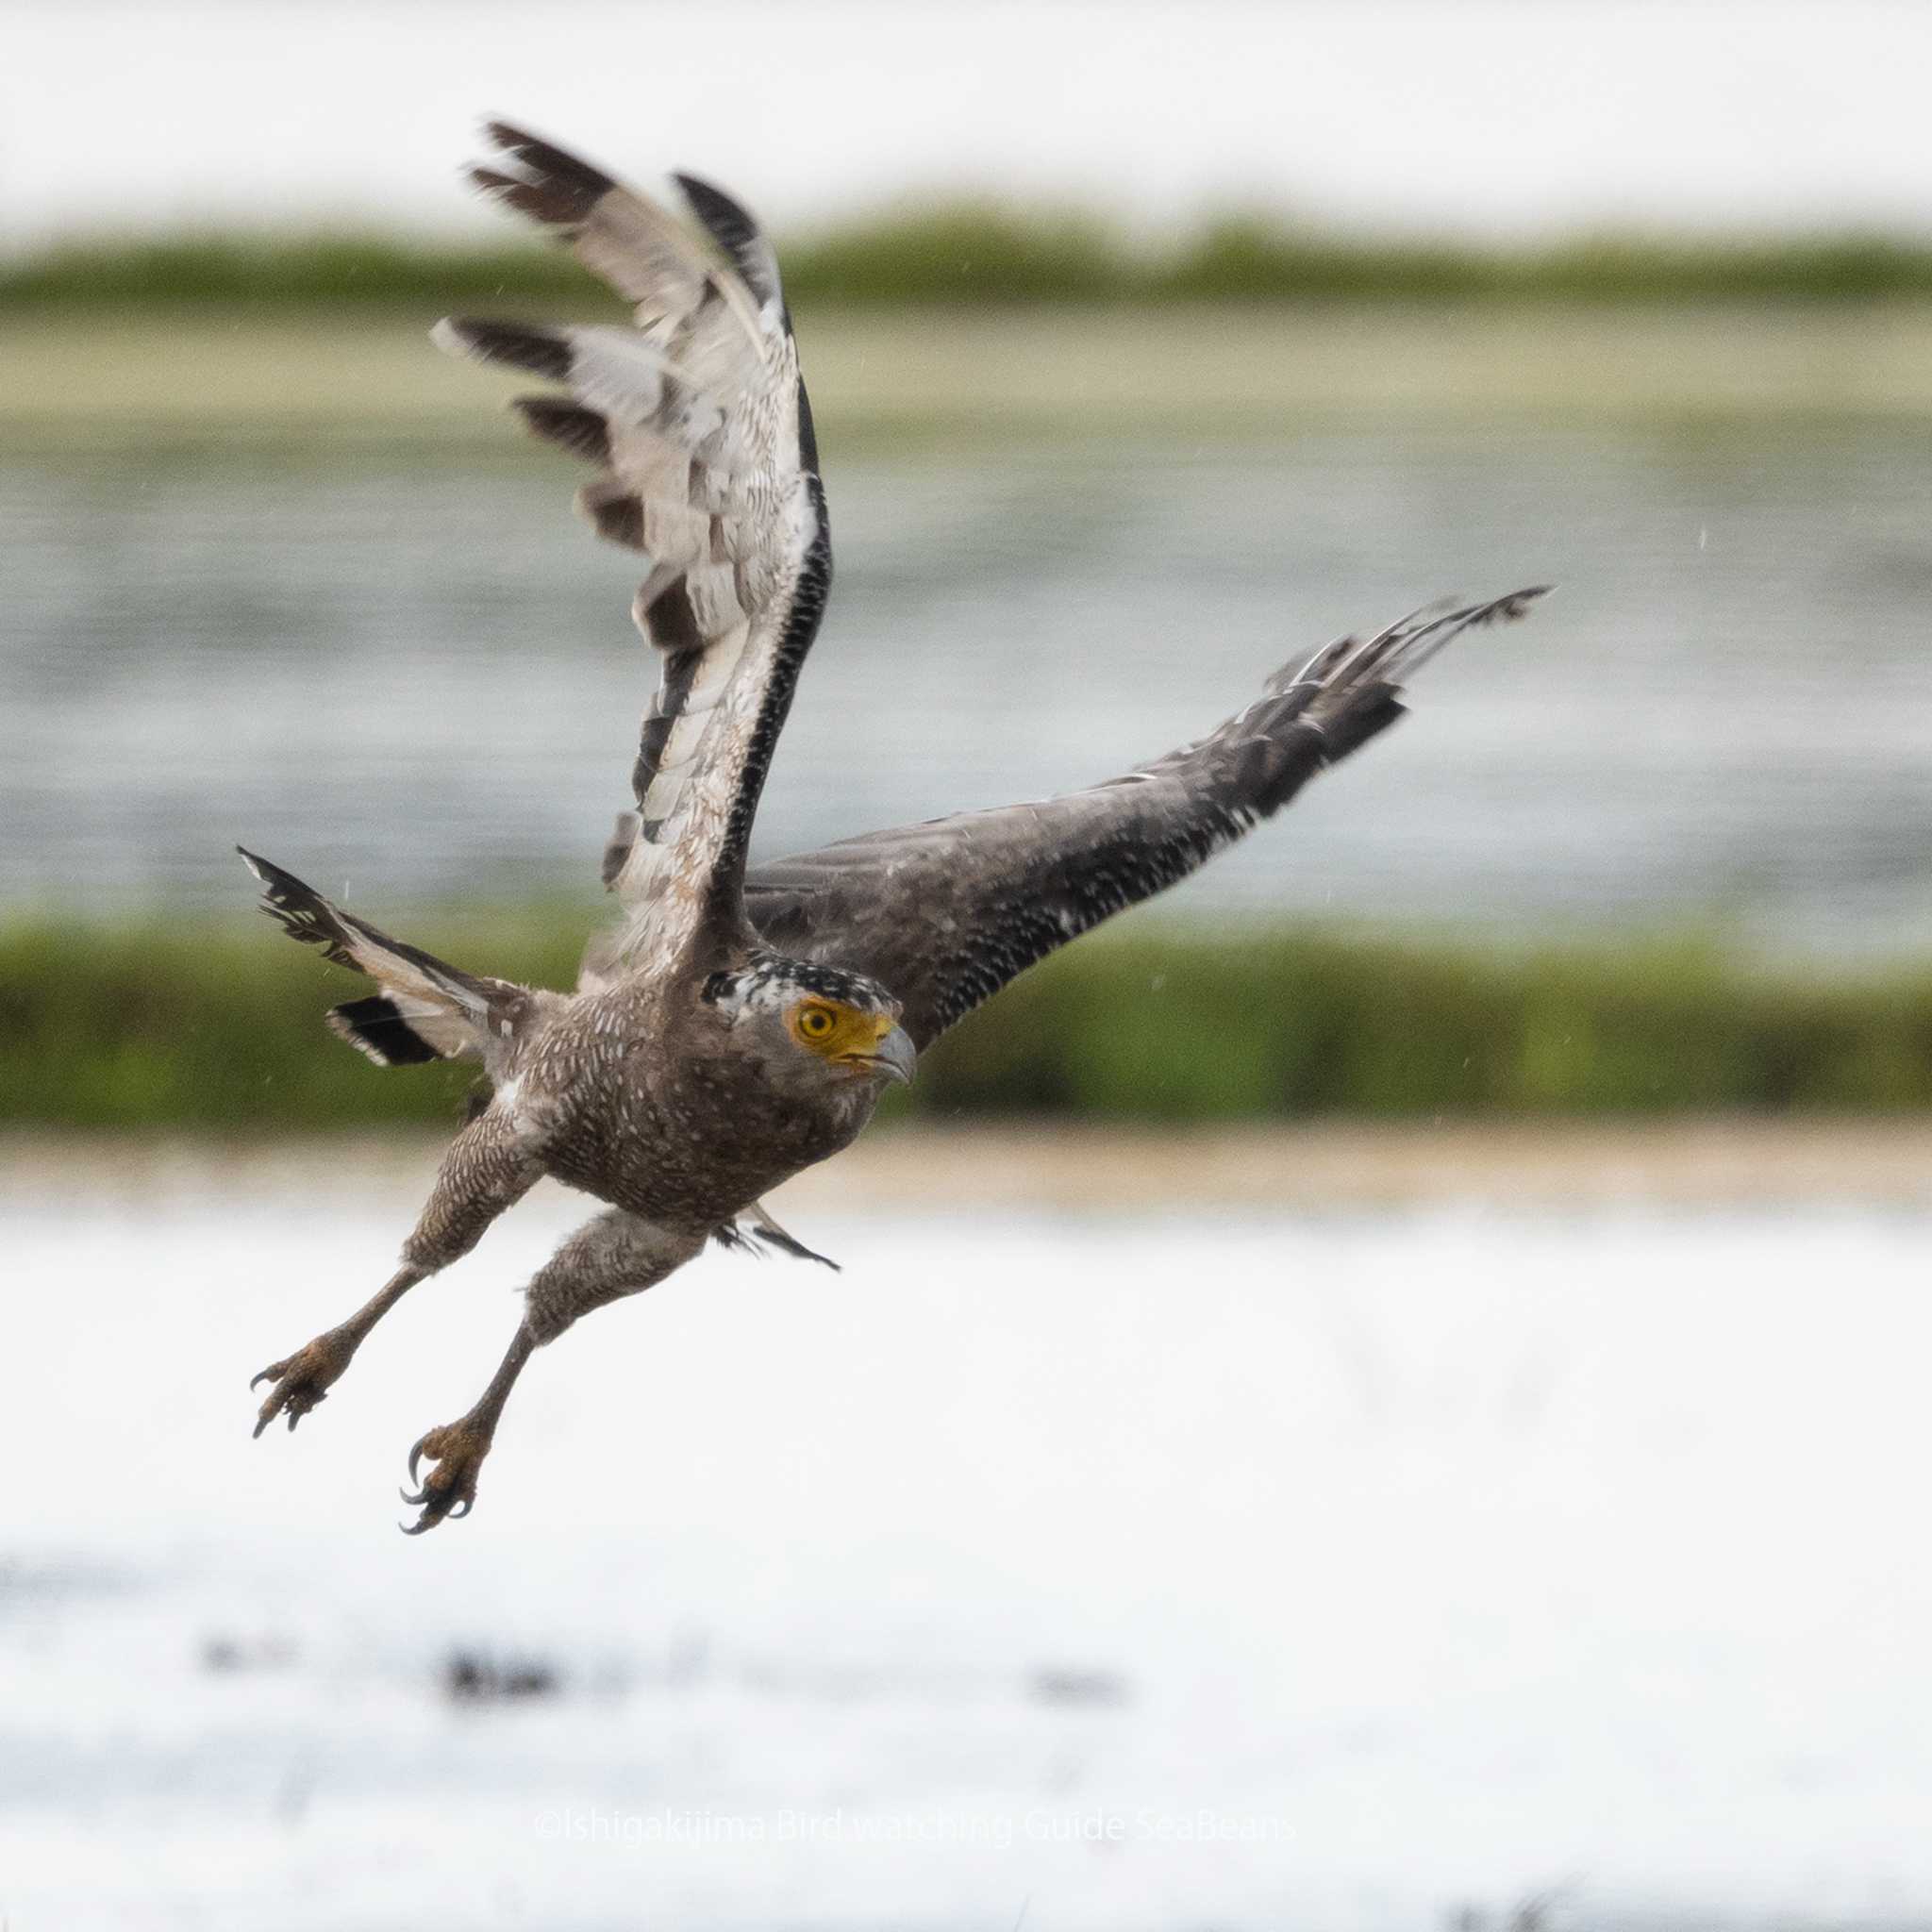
left=242, top=122, right=1545, bottom=1531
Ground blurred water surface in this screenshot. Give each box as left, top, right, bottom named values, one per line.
left=3, top=1169, right=1930, bottom=1929
left=8, top=422, right=1931, bottom=952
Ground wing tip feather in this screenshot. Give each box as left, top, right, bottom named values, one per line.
left=431, top=316, right=573, bottom=383
left=672, top=170, right=782, bottom=308
left=575, top=477, right=645, bottom=549
left=512, top=394, right=612, bottom=465
left=478, top=120, right=615, bottom=207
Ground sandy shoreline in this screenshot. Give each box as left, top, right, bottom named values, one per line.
left=8, top=1117, right=1932, bottom=1210
left=12, top=307, right=1932, bottom=452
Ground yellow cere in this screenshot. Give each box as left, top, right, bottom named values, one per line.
left=789, top=1000, right=893, bottom=1059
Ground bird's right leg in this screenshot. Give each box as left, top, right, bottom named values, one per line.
left=398, top=1208, right=706, bottom=1532
left=251, top=1108, right=541, bottom=1437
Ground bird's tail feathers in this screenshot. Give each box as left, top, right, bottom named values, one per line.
left=238, top=848, right=530, bottom=1069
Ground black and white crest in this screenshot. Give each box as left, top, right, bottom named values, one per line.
left=701, top=951, right=901, bottom=1021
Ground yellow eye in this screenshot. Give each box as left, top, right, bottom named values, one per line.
left=796, top=1004, right=837, bottom=1041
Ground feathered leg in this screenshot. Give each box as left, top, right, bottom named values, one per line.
left=251, top=1108, right=541, bottom=1437
left=250, top=1263, right=426, bottom=1438
left=398, top=1208, right=704, bottom=1532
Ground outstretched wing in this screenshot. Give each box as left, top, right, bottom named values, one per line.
left=436, top=123, right=828, bottom=975
left=742, top=590, right=1546, bottom=1049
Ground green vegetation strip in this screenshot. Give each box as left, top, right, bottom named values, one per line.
left=6, top=916, right=1931, bottom=1130
left=9, top=217, right=1932, bottom=313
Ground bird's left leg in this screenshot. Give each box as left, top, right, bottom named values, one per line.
left=252, top=1107, right=540, bottom=1437
left=399, top=1208, right=705, bottom=1533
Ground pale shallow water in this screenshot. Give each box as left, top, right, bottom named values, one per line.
left=4, top=1171, right=1931, bottom=1929
left=8, top=424, right=1932, bottom=955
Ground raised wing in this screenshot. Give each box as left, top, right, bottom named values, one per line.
left=436, top=123, right=828, bottom=975
left=743, top=590, right=1545, bottom=1049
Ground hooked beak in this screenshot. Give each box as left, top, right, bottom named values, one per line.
left=857, top=1022, right=917, bottom=1088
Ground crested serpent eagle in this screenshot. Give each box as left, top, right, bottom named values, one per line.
left=242, top=124, right=1545, bottom=1531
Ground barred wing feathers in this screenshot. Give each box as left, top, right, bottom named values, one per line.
left=435, top=124, right=827, bottom=974
left=743, top=590, right=1545, bottom=1049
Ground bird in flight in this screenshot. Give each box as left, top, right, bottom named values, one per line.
left=242, top=123, right=1544, bottom=1531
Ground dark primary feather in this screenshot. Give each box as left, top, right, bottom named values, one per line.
left=475, top=121, right=614, bottom=221
left=742, top=589, right=1547, bottom=1049
left=674, top=172, right=782, bottom=307
left=442, top=318, right=574, bottom=383
left=512, top=396, right=612, bottom=465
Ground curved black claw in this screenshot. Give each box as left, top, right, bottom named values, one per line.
left=397, top=1422, right=490, bottom=1535
left=250, top=1329, right=355, bottom=1440
left=250, top=1370, right=328, bottom=1439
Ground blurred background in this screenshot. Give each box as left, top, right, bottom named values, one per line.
left=6, top=4, right=1932, bottom=1928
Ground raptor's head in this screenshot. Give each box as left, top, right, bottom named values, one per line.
left=704, top=955, right=916, bottom=1097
